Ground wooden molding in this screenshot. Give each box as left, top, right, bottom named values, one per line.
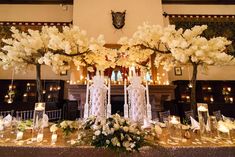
left=0, top=21, right=72, bottom=26
left=163, top=12, right=235, bottom=19
left=0, top=0, right=73, bottom=4
left=162, top=0, right=235, bottom=5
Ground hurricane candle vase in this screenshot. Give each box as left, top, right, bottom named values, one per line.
left=197, top=103, right=211, bottom=140
left=51, top=132, right=58, bottom=144
left=169, top=116, right=181, bottom=140
left=0, top=118, right=4, bottom=138
left=33, top=102, right=45, bottom=142
left=217, top=121, right=230, bottom=140
left=210, top=116, right=218, bottom=137
left=16, top=131, right=24, bottom=140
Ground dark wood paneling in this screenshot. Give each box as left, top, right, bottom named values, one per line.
left=0, top=0, right=73, bottom=4
left=162, top=0, right=235, bottom=4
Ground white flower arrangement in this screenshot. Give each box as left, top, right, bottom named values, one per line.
left=118, top=23, right=234, bottom=71
left=84, top=114, right=144, bottom=152
left=50, top=124, right=58, bottom=133
left=59, top=120, right=77, bottom=136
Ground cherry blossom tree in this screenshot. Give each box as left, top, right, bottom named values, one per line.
left=0, top=26, right=116, bottom=102
left=118, top=23, right=234, bottom=113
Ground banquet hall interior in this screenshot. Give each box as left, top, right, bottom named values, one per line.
left=0, top=0, right=235, bottom=157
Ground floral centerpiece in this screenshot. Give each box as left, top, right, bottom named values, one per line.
left=50, top=124, right=58, bottom=133
left=59, top=120, right=77, bottom=137
left=82, top=115, right=96, bottom=130
left=83, top=114, right=145, bottom=152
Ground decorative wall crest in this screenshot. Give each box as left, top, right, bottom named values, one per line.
left=111, top=10, right=126, bottom=29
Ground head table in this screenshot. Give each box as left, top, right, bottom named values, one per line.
left=0, top=127, right=234, bottom=157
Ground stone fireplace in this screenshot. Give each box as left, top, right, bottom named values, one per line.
left=68, top=84, right=175, bottom=119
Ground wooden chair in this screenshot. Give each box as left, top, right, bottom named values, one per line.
left=184, top=110, right=195, bottom=124
left=16, top=110, right=34, bottom=120
left=0, top=110, right=14, bottom=117
left=159, top=110, right=170, bottom=122
left=213, top=110, right=222, bottom=121
left=46, top=109, right=62, bottom=122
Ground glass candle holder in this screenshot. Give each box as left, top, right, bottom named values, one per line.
left=197, top=103, right=211, bottom=140
left=16, top=131, right=23, bottom=140
left=230, top=128, right=235, bottom=140
left=210, top=116, right=218, bottom=137
left=33, top=102, right=45, bottom=141
left=0, top=118, right=4, bottom=138
left=169, top=116, right=181, bottom=140
left=37, top=133, right=44, bottom=142
left=51, top=133, right=57, bottom=144
left=217, top=121, right=230, bottom=140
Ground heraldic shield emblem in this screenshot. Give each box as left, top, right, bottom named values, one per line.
left=111, top=10, right=126, bottom=29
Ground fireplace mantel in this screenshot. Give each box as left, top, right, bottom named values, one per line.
left=68, top=85, right=175, bottom=119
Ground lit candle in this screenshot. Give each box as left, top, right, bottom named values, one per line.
left=210, top=97, right=214, bottom=102
left=35, top=103, right=45, bottom=111
left=51, top=133, right=57, bottom=144
left=186, top=96, right=190, bottom=100
left=80, top=75, right=84, bottom=80
left=37, top=133, right=43, bottom=142
left=198, top=105, right=208, bottom=112
left=229, top=97, right=233, bottom=102
left=170, top=116, right=180, bottom=125
left=16, top=131, right=23, bottom=140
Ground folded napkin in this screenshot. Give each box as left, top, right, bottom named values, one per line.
left=0, top=119, right=4, bottom=131
left=3, top=114, right=12, bottom=127
left=43, top=114, right=49, bottom=128
left=190, top=116, right=200, bottom=131
left=222, top=115, right=234, bottom=122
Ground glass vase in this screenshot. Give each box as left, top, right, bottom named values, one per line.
left=217, top=121, right=230, bottom=140
left=51, top=132, right=58, bottom=145
left=169, top=116, right=181, bottom=140
left=197, top=103, right=211, bottom=140
left=32, top=102, right=45, bottom=142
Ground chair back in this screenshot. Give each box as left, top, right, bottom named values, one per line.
left=16, top=110, right=34, bottom=120
left=46, top=109, right=62, bottom=121
left=0, top=110, right=14, bottom=117
left=159, top=110, right=170, bottom=122
left=213, top=110, right=222, bottom=121
left=184, top=110, right=195, bottom=124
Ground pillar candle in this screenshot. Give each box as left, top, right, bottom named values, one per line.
left=124, top=79, right=127, bottom=105
left=37, top=133, right=43, bottom=142
left=146, top=81, right=150, bottom=105
left=16, top=131, right=23, bottom=140
left=51, top=133, right=57, bottom=144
